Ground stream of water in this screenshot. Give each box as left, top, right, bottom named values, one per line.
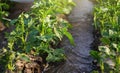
left=46, top=0, right=94, bottom=73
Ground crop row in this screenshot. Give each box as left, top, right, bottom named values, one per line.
left=91, top=0, right=120, bottom=73
left=0, top=0, right=75, bottom=72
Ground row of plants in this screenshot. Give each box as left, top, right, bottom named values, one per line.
left=91, top=0, right=120, bottom=73
left=0, top=0, right=9, bottom=21
left=0, top=0, right=75, bottom=72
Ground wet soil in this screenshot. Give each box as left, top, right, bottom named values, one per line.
left=45, top=0, right=95, bottom=73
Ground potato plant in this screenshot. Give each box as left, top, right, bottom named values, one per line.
left=0, top=0, right=9, bottom=21
left=0, top=0, right=75, bottom=72
left=91, top=0, right=120, bottom=73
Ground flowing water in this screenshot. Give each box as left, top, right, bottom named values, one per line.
left=46, top=0, right=95, bottom=73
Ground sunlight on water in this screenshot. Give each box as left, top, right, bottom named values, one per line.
left=68, top=0, right=94, bottom=22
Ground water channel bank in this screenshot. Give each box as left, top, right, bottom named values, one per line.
left=46, top=0, right=95, bottom=73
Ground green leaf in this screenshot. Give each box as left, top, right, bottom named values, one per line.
left=63, top=30, right=75, bottom=45
left=100, top=37, right=110, bottom=45
left=36, top=34, right=54, bottom=42
left=109, top=29, right=115, bottom=36
left=10, top=19, right=18, bottom=25
left=46, top=49, right=65, bottom=62
left=54, top=27, right=62, bottom=40
left=99, top=46, right=110, bottom=55
left=90, top=50, right=100, bottom=60
left=19, top=54, right=30, bottom=62
left=7, top=63, right=14, bottom=70
left=116, top=56, right=120, bottom=65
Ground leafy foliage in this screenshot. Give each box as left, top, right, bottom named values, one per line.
left=0, top=0, right=75, bottom=72
left=91, top=0, right=120, bottom=73
left=0, top=0, right=9, bottom=20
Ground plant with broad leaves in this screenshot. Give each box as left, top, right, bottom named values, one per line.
left=0, top=0, right=75, bottom=72
left=91, top=0, right=120, bottom=73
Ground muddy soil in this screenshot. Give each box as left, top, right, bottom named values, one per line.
left=45, top=0, right=95, bottom=73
